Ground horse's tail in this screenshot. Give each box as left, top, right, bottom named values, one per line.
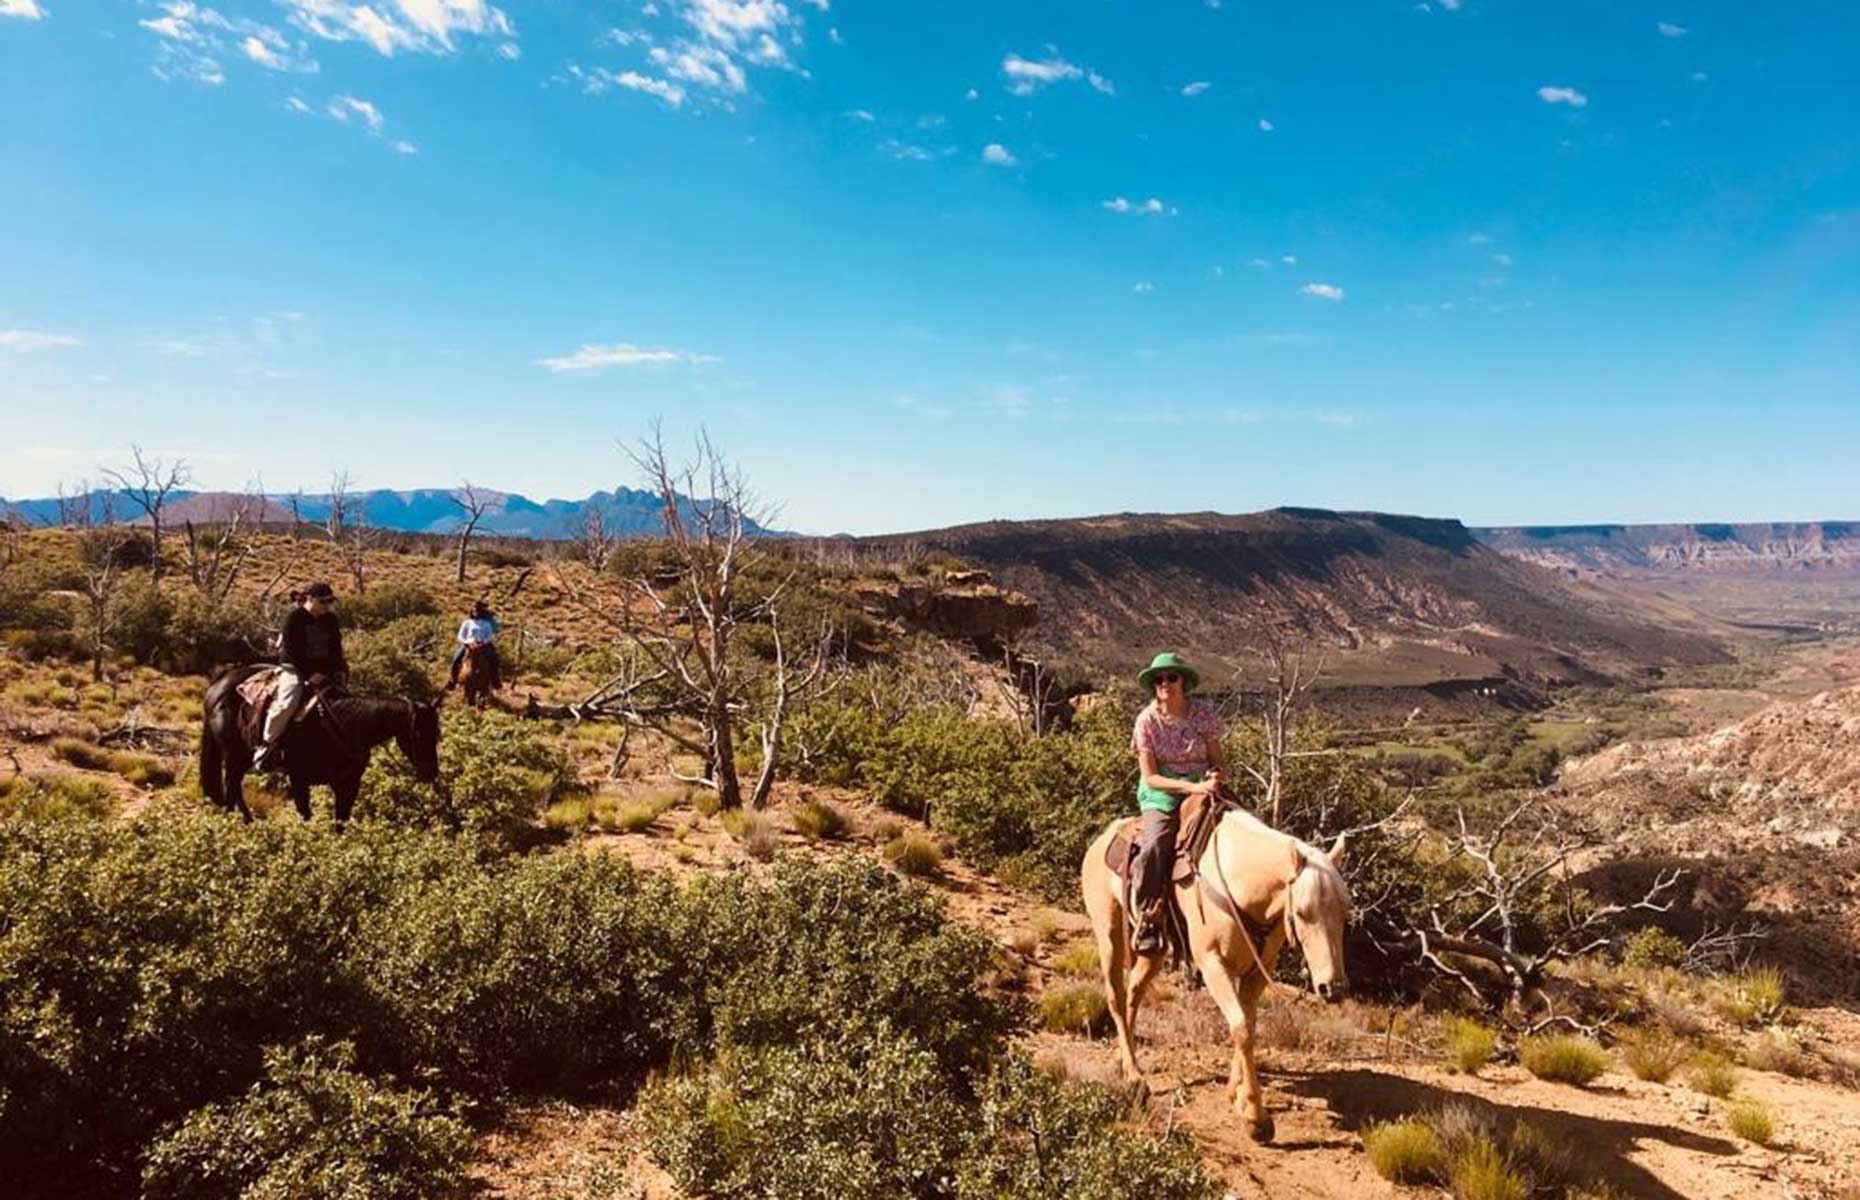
left=198, top=718, right=224, bottom=806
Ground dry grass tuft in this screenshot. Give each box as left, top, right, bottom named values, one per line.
left=1741, top=1030, right=1813, bottom=1079
left=541, top=798, right=592, bottom=832
left=1038, top=982, right=1108, bottom=1036
left=1448, top=1138, right=1529, bottom=1200
left=1362, top=1119, right=1445, bottom=1185
left=883, top=831, right=942, bottom=877
left=1520, top=1036, right=1610, bottom=1086
left=1619, top=1026, right=1691, bottom=1083
left=1050, top=941, right=1099, bottom=978
left=1687, top=1051, right=1738, bottom=1098
left=1443, top=1017, right=1498, bottom=1074
left=1737, top=967, right=1788, bottom=1026
left=1725, top=1099, right=1776, bottom=1146
left=790, top=799, right=848, bottom=841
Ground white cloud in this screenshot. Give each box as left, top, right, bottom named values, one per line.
left=1181, top=80, right=1210, bottom=96
left=537, top=342, right=718, bottom=372
left=1691, top=71, right=1709, bottom=83
left=1132, top=281, right=1154, bottom=293
left=1300, top=282, right=1345, bottom=301
left=1537, top=85, right=1588, bottom=108
left=1102, top=196, right=1166, bottom=215
left=844, top=108, right=874, bottom=121
left=328, top=93, right=384, bottom=132
left=598, top=69, right=687, bottom=106
left=0, top=0, right=46, bottom=19
left=827, top=25, right=840, bottom=44
left=1248, top=257, right=1270, bottom=269
left=151, top=338, right=209, bottom=357
left=241, top=34, right=284, bottom=67
left=1657, top=21, right=1686, bottom=37
left=498, top=41, right=518, bottom=58
left=1001, top=51, right=1110, bottom=97
left=963, top=86, right=979, bottom=101
left=649, top=42, right=747, bottom=93
left=285, top=95, right=313, bottom=113
left=282, top=0, right=513, bottom=57
left=1491, top=252, right=1513, bottom=267
left=1257, top=117, right=1273, bottom=131
left=1280, top=253, right=1297, bottom=265
left=1438, top=0, right=1461, bottom=9
left=0, top=329, right=79, bottom=352
left=981, top=142, right=1016, bottom=166
left=391, top=139, right=419, bottom=154
left=878, top=138, right=951, bottom=162
left=1465, top=232, right=1492, bottom=245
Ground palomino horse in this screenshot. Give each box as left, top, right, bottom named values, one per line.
left=1081, top=809, right=1352, bottom=1142
left=198, top=666, right=442, bottom=823
left=457, top=641, right=501, bottom=710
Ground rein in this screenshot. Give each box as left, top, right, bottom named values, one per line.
left=1195, top=814, right=1306, bottom=999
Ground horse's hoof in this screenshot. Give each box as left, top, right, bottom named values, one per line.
left=1247, top=1115, right=1276, bottom=1144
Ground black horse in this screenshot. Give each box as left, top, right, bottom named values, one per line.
left=199, top=665, right=442, bottom=823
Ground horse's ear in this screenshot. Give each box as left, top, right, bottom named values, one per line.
left=1326, top=832, right=1349, bottom=870
left=1285, top=841, right=1305, bottom=884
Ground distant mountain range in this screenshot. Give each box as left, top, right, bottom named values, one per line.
left=0, top=487, right=777, bottom=540
left=1470, top=521, right=1860, bottom=576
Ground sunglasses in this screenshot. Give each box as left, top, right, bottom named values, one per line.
left=1152, top=673, right=1182, bottom=685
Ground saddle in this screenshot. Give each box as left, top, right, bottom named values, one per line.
left=233, top=668, right=336, bottom=755
left=1105, top=789, right=1248, bottom=969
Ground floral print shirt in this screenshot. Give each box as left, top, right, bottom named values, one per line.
left=1131, top=700, right=1223, bottom=777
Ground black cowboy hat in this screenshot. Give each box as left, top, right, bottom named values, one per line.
left=471, top=599, right=494, bottom=617
left=305, top=581, right=337, bottom=602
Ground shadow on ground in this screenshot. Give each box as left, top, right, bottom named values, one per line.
left=1283, top=1066, right=1740, bottom=1200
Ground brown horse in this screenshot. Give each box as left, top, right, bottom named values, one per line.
left=1081, top=809, right=1352, bottom=1142
left=198, top=666, right=442, bottom=823
left=457, top=642, right=501, bottom=710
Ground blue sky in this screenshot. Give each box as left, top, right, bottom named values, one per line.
left=2, top=0, right=1856, bottom=535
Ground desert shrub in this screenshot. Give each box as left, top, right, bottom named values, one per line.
left=1688, top=1051, right=1738, bottom=1098
left=642, top=1029, right=967, bottom=1200
left=1520, top=1036, right=1610, bottom=1086
left=791, top=798, right=848, bottom=840
left=601, top=793, right=678, bottom=834
left=1619, top=926, right=1688, bottom=970
left=50, top=735, right=112, bottom=770
left=884, top=831, right=943, bottom=877
left=344, top=614, right=449, bottom=699
left=158, top=592, right=268, bottom=675
left=1038, top=981, right=1109, bottom=1035
left=1725, top=1099, right=1776, bottom=1146
left=1742, top=1029, right=1813, bottom=1078
left=542, top=797, right=592, bottom=832
left=1363, top=1119, right=1445, bottom=1184
left=0, top=812, right=1012, bottom=1197
left=952, top=1055, right=1211, bottom=1200
left=360, top=708, right=576, bottom=844
left=1448, top=1138, right=1529, bottom=1200
left=341, top=584, right=440, bottom=632
left=1443, top=1018, right=1498, bottom=1074
left=1051, top=941, right=1100, bottom=979
left=105, top=575, right=174, bottom=667
left=0, top=772, right=117, bottom=821
left=141, top=1038, right=470, bottom=1200
left=1619, top=1027, right=1690, bottom=1083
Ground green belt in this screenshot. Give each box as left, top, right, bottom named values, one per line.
left=1136, top=768, right=1203, bottom=814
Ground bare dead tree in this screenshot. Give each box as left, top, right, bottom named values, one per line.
left=323, top=471, right=377, bottom=593
left=748, top=605, right=832, bottom=808
left=77, top=524, right=137, bottom=682
left=0, top=496, right=20, bottom=573
left=287, top=490, right=306, bottom=541
left=999, top=629, right=1061, bottom=737
left=450, top=481, right=492, bottom=585
left=101, top=445, right=190, bottom=580
left=183, top=479, right=264, bottom=601
left=1382, top=800, right=1682, bottom=1029
left=1228, top=616, right=1334, bottom=824
left=55, top=479, right=95, bottom=528
left=579, top=503, right=621, bottom=572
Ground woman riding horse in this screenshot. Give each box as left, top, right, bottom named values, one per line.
left=1129, top=651, right=1231, bottom=952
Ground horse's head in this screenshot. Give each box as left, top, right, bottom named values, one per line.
left=1286, top=833, right=1353, bottom=1003
left=399, top=699, right=443, bottom=783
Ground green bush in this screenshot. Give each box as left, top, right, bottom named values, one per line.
left=1620, top=926, right=1688, bottom=970
left=1363, top=1119, right=1446, bottom=1184
left=1519, top=1036, right=1610, bottom=1086
left=0, top=772, right=117, bottom=821
left=142, top=1038, right=470, bottom=1200
left=157, top=591, right=268, bottom=676
left=1443, top=1018, right=1498, bottom=1074
left=0, top=811, right=1015, bottom=1197
left=344, top=614, right=449, bottom=700
left=341, top=584, right=441, bottom=632
left=359, top=708, right=576, bottom=843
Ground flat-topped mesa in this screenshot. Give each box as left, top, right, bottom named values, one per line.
left=1475, top=520, right=1860, bottom=575
left=850, top=507, right=1726, bottom=702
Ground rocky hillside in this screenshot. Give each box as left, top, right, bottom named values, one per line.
left=1563, top=686, right=1860, bottom=1002
left=855, top=508, right=1727, bottom=699
left=1475, top=521, right=1860, bottom=577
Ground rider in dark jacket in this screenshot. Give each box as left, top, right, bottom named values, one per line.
left=255, top=582, right=345, bottom=770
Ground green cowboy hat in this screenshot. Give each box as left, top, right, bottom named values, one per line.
left=1137, top=651, right=1200, bottom=692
